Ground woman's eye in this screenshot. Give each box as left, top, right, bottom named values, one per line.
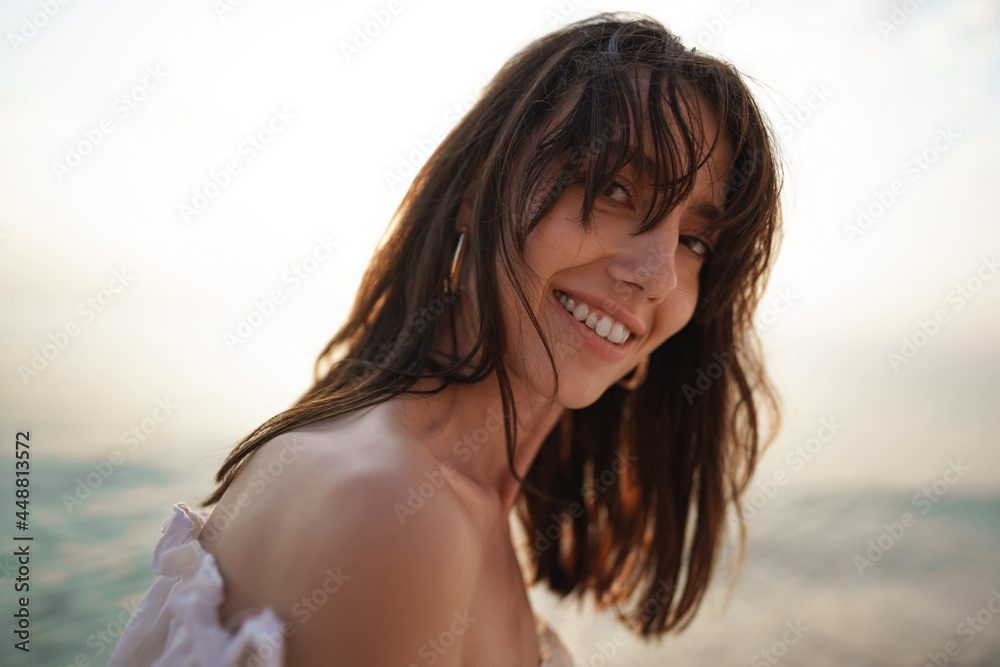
left=600, top=181, right=631, bottom=205
left=682, top=236, right=711, bottom=258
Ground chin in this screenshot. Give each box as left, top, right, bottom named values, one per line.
left=553, top=374, right=615, bottom=409
left=513, top=365, right=607, bottom=410
left=558, top=391, right=606, bottom=410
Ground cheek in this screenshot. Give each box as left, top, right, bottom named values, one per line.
left=526, top=200, right=595, bottom=265
left=648, top=290, right=699, bottom=347
left=492, top=252, right=548, bottom=352
left=676, top=257, right=704, bottom=306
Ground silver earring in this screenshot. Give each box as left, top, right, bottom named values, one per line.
left=443, top=228, right=467, bottom=298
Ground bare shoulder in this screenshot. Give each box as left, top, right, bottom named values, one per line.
left=277, top=443, right=481, bottom=665
left=219, top=409, right=482, bottom=665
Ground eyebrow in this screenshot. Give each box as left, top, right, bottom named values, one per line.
left=689, top=201, right=727, bottom=242
left=625, top=150, right=658, bottom=178
left=622, top=151, right=728, bottom=235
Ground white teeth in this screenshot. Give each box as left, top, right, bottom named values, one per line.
left=555, top=290, right=632, bottom=345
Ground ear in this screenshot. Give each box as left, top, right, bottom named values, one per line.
left=456, top=183, right=476, bottom=233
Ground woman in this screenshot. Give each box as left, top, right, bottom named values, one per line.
left=110, top=12, right=782, bottom=666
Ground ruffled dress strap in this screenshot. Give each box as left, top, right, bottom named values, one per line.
left=108, top=503, right=286, bottom=667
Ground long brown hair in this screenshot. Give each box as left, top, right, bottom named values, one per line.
left=202, top=12, right=783, bottom=638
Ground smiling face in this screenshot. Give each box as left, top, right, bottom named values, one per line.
left=494, top=90, right=733, bottom=409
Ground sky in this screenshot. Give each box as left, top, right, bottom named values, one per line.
left=1, top=0, right=999, bottom=496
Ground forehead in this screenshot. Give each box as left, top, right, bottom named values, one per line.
left=629, top=71, right=733, bottom=194
left=539, top=68, right=732, bottom=173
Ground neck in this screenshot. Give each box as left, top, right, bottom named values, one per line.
left=387, top=372, right=565, bottom=518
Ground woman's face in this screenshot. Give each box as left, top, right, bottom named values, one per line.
left=497, top=94, right=733, bottom=409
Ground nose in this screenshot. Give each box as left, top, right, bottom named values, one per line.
left=606, top=221, right=680, bottom=302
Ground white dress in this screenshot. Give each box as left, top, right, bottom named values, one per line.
left=109, top=502, right=574, bottom=666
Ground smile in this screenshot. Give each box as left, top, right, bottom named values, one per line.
left=553, top=289, right=633, bottom=345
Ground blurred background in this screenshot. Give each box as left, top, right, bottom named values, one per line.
left=1, top=0, right=998, bottom=664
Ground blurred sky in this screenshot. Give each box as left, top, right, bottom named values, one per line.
left=1, top=0, right=998, bottom=495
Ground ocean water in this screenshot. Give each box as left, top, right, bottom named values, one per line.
left=0, top=457, right=209, bottom=667
left=530, top=490, right=1000, bottom=666
left=1, top=456, right=997, bottom=667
